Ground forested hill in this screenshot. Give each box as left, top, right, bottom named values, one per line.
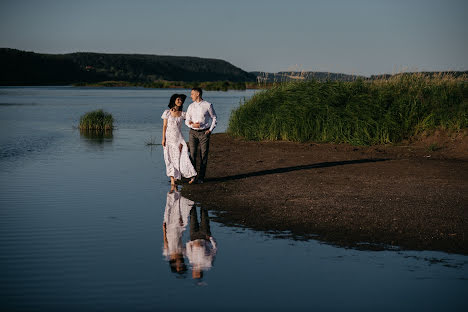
left=0, top=48, right=256, bottom=85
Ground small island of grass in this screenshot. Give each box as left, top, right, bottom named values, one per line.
left=79, top=109, right=114, bottom=131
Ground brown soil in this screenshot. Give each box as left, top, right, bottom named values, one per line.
left=181, top=131, right=468, bottom=255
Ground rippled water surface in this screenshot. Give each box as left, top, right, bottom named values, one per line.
left=0, top=87, right=466, bottom=311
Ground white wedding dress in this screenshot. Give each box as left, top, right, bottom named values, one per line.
left=162, top=190, right=194, bottom=259
left=161, top=110, right=197, bottom=180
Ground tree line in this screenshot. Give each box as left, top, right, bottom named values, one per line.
left=0, top=48, right=256, bottom=85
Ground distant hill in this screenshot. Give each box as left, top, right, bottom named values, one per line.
left=0, top=48, right=256, bottom=85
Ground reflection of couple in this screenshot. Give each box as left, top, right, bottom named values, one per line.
left=161, top=88, right=217, bottom=188
left=162, top=189, right=217, bottom=280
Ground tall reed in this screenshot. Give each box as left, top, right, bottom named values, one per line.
left=228, top=73, right=468, bottom=145
left=79, top=109, right=114, bottom=131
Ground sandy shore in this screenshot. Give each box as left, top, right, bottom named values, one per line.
left=181, top=133, right=468, bottom=254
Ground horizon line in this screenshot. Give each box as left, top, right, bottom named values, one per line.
left=2, top=47, right=467, bottom=78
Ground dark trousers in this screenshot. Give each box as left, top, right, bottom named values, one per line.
left=189, top=207, right=211, bottom=241
left=189, top=129, right=210, bottom=180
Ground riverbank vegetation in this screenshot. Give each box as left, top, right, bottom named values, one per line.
left=79, top=109, right=114, bottom=131
left=228, top=73, right=468, bottom=145
left=73, top=80, right=250, bottom=91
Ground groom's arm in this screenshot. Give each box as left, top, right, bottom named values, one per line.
left=206, top=103, right=217, bottom=133
left=185, top=105, right=193, bottom=128
left=186, top=105, right=202, bottom=129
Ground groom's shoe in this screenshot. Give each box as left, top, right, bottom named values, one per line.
left=196, top=179, right=204, bottom=184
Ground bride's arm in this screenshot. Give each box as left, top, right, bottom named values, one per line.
left=162, top=118, right=167, bottom=146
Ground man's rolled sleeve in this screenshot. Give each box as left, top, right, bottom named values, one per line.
left=208, top=104, right=217, bottom=132
left=185, top=107, right=193, bottom=128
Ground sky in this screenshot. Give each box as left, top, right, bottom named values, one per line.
left=1, top=0, right=467, bottom=76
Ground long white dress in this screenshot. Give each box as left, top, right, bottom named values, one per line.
left=161, top=110, right=197, bottom=180
left=162, top=190, right=194, bottom=259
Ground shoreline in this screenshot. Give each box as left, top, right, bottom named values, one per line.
left=181, top=133, right=468, bottom=255
left=71, top=80, right=261, bottom=91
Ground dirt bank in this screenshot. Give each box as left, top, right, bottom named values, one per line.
left=181, top=132, right=468, bottom=254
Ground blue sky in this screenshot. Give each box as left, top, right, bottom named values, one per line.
left=1, top=0, right=466, bottom=76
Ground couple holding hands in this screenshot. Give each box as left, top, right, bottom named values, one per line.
left=161, top=88, right=217, bottom=187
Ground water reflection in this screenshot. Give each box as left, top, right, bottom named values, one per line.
left=162, top=187, right=192, bottom=277
left=162, top=187, right=217, bottom=281
left=79, top=129, right=113, bottom=144
left=187, top=201, right=217, bottom=281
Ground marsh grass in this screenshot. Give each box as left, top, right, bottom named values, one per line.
left=79, top=109, right=114, bottom=131
left=228, top=73, right=468, bottom=145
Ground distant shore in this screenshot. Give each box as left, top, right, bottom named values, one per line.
left=72, top=80, right=263, bottom=91
left=182, top=133, right=468, bottom=255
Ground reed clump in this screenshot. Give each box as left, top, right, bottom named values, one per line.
left=228, top=73, right=468, bottom=145
left=79, top=109, right=114, bottom=131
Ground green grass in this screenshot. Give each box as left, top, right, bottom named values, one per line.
left=79, top=109, right=114, bottom=131
left=228, top=73, right=468, bottom=145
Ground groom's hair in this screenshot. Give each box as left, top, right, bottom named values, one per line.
left=192, top=87, right=203, bottom=97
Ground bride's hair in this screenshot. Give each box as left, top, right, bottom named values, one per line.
left=168, top=94, right=187, bottom=111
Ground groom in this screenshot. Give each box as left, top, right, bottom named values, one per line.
left=185, top=87, right=217, bottom=184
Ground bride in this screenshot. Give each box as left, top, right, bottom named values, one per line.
left=161, top=94, right=197, bottom=187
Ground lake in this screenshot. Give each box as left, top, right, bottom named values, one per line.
left=0, top=86, right=466, bottom=311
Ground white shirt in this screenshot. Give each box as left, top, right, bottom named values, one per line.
left=186, top=237, right=217, bottom=270
left=185, top=100, right=217, bottom=132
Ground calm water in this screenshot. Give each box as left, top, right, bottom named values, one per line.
left=0, top=86, right=466, bottom=311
